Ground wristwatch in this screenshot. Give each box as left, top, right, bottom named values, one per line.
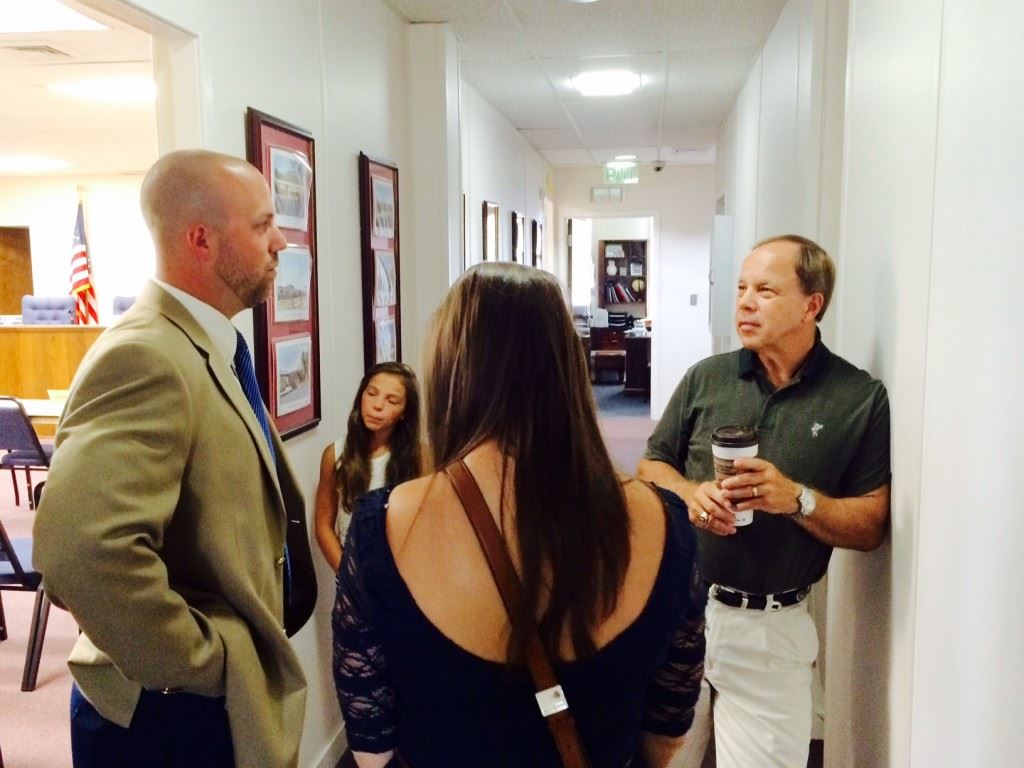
left=789, top=485, right=816, bottom=518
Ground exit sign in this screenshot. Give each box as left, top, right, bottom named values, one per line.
left=603, top=161, right=638, bottom=185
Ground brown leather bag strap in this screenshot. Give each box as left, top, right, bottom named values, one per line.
left=444, top=459, right=591, bottom=768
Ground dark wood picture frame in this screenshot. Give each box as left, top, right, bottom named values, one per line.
left=245, top=107, right=321, bottom=439
left=482, top=201, right=499, bottom=261
left=531, top=219, right=543, bottom=268
left=358, top=152, right=402, bottom=371
left=511, top=211, right=525, bottom=263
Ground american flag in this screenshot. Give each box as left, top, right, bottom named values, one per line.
left=70, top=201, right=98, bottom=325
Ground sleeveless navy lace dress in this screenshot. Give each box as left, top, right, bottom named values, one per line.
left=333, top=486, right=705, bottom=768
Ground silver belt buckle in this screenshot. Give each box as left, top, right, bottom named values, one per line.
left=535, top=685, right=570, bottom=717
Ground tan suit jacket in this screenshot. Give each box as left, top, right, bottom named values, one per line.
left=34, top=281, right=317, bottom=768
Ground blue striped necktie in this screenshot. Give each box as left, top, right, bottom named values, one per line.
left=233, top=330, right=290, bottom=601
left=233, top=330, right=276, bottom=464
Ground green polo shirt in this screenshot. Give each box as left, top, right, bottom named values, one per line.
left=644, top=335, right=890, bottom=594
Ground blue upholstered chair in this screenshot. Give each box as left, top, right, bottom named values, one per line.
left=0, top=397, right=53, bottom=509
left=20, top=296, right=75, bottom=325
left=112, top=295, right=137, bottom=316
left=0, top=482, right=52, bottom=691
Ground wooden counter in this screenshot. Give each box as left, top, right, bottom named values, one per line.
left=0, top=325, right=105, bottom=399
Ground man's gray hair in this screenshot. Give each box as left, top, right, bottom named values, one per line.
left=755, top=234, right=836, bottom=321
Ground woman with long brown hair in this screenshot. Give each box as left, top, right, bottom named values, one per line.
left=333, top=263, right=704, bottom=767
left=314, top=362, right=422, bottom=571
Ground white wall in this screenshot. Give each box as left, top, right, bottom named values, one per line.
left=407, top=24, right=462, bottom=358
left=461, top=84, right=550, bottom=266
left=719, top=0, right=1024, bottom=765
left=0, top=175, right=152, bottom=322
left=713, top=0, right=850, bottom=755
left=836, top=1, right=1024, bottom=767
left=553, top=164, right=717, bottom=416
left=716, top=0, right=844, bottom=347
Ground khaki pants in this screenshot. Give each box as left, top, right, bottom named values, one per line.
left=675, top=599, right=817, bottom=768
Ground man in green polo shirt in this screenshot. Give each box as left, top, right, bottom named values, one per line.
left=639, top=234, right=891, bottom=768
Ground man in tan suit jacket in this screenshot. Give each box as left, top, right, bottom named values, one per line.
left=34, top=149, right=317, bottom=768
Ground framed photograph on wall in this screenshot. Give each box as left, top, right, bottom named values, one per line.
left=531, top=219, right=543, bottom=268
left=358, top=152, right=402, bottom=371
left=482, top=201, right=499, bottom=261
left=245, top=107, right=321, bottom=439
left=511, top=211, right=525, bottom=263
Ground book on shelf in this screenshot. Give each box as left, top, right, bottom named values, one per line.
left=605, top=279, right=637, bottom=303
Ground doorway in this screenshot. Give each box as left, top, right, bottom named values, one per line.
left=568, top=214, right=656, bottom=474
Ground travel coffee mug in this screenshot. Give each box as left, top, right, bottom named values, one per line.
left=710, top=425, right=758, bottom=526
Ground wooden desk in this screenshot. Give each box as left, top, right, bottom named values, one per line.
left=19, top=398, right=65, bottom=438
left=0, top=325, right=104, bottom=399
left=624, top=334, right=651, bottom=399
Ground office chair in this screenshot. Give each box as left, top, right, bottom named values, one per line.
left=589, top=326, right=628, bottom=384
left=0, top=481, right=51, bottom=691
left=0, top=397, right=53, bottom=509
left=20, top=296, right=75, bottom=325
left=112, top=295, right=137, bottom=316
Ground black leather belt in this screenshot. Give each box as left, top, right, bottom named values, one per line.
left=707, top=583, right=810, bottom=611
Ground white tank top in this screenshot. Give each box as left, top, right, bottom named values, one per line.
left=334, top=438, right=390, bottom=541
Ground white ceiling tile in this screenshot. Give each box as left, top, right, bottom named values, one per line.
left=565, top=93, right=663, bottom=130
left=666, top=48, right=760, bottom=97
left=0, top=0, right=779, bottom=176
left=538, top=148, right=596, bottom=167
left=664, top=0, right=788, bottom=50
left=460, top=58, right=556, bottom=102
left=522, top=128, right=590, bottom=150
left=487, top=99, right=573, bottom=131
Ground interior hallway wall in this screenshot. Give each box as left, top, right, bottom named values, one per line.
left=461, top=83, right=550, bottom=267
left=713, top=0, right=850, bottom=749
left=716, top=0, right=846, bottom=348
left=833, top=1, right=1024, bottom=766
left=552, top=164, right=716, bottom=418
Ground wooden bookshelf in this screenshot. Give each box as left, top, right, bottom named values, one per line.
left=597, top=239, right=647, bottom=309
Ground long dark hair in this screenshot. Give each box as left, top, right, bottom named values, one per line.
left=425, top=262, right=629, bottom=663
left=337, top=362, right=422, bottom=512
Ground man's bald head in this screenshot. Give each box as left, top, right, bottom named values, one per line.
left=140, top=149, right=258, bottom=253
left=140, top=149, right=286, bottom=316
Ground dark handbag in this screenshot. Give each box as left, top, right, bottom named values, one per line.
left=444, top=459, right=592, bottom=768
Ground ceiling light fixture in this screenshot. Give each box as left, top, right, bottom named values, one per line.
left=565, top=1, right=602, bottom=4
left=0, top=0, right=107, bottom=33
left=614, top=154, right=637, bottom=161
left=0, top=155, right=72, bottom=173
left=49, top=77, right=156, bottom=104
left=571, top=70, right=643, bottom=98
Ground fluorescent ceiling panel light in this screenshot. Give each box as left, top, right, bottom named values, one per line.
left=49, top=77, right=156, bottom=104
left=571, top=70, right=642, bottom=97
left=614, top=154, right=637, bottom=161
left=0, top=155, right=72, bottom=173
left=0, top=0, right=107, bottom=33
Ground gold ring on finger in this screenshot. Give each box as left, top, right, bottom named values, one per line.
left=752, top=485, right=759, bottom=498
